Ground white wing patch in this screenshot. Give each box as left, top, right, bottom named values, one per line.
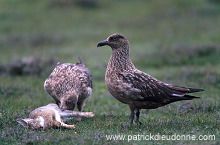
left=172, top=93, right=185, bottom=97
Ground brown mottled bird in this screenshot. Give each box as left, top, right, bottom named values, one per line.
left=97, top=33, right=204, bottom=125
left=44, top=57, right=92, bottom=111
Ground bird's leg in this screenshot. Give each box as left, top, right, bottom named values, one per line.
left=135, top=110, right=142, bottom=125
left=77, top=102, right=83, bottom=112
left=77, top=100, right=86, bottom=112
left=130, top=111, right=135, bottom=125
left=129, top=107, right=135, bottom=125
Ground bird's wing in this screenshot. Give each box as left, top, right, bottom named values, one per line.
left=118, top=71, right=173, bottom=102
left=165, top=83, right=204, bottom=94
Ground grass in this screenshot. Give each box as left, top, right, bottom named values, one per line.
left=0, top=0, right=220, bottom=144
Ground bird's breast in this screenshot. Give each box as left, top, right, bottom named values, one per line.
left=105, top=75, right=129, bottom=104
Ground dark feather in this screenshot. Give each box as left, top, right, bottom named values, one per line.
left=169, top=94, right=199, bottom=104
left=77, top=56, right=84, bottom=64
left=188, top=88, right=204, bottom=93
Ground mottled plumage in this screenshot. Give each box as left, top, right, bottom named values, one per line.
left=44, top=57, right=92, bottom=111
left=97, top=33, right=204, bottom=125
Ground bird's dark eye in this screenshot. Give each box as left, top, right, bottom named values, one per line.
left=112, top=37, right=118, bottom=41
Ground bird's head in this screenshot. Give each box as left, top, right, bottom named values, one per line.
left=97, top=33, right=129, bottom=50
left=60, top=94, right=78, bottom=111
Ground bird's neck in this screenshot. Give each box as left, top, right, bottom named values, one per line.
left=107, top=48, right=135, bottom=73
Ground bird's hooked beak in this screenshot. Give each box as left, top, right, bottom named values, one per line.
left=97, top=40, right=109, bottom=47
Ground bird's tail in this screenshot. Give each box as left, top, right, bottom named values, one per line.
left=169, top=94, right=199, bottom=104
left=167, top=85, right=203, bottom=104
left=77, top=57, right=84, bottom=64
left=167, top=84, right=204, bottom=94
left=182, top=94, right=200, bottom=99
